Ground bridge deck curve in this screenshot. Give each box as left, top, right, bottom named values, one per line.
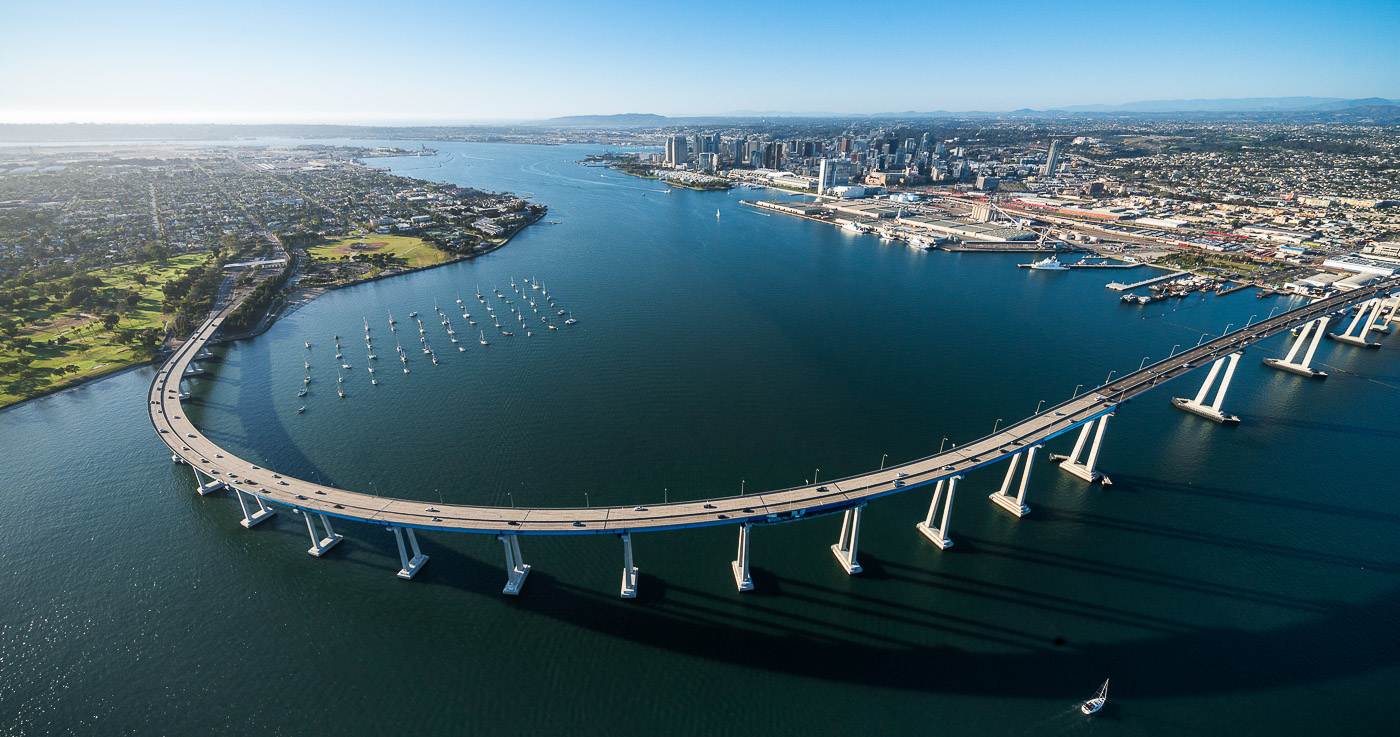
left=149, top=282, right=1395, bottom=535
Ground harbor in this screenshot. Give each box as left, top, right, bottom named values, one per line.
left=5, top=142, right=1397, bottom=737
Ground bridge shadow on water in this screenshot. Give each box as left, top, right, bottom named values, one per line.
left=1106, top=473, right=1400, bottom=525
left=282, top=522, right=1400, bottom=701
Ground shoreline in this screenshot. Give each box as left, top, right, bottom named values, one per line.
left=0, top=210, right=544, bottom=411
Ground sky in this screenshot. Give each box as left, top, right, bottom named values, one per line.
left=2, top=0, right=1398, bottom=124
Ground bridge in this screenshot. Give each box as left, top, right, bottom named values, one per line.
left=150, top=281, right=1399, bottom=597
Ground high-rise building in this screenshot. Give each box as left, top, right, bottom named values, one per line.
left=762, top=142, right=784, bottom=169
left=1042, top=139, right=1063, bottom=176
left=665, top=135, right=689, bottom=166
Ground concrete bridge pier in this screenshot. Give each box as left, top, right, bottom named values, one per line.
left=1331, top=298, right=1383, bottom=347
left=989, top=445, right=1041, bottom=517
left=732, top=523, right=754, bottom=592
left=390, top=527, right=429, bottom=580
left=830, top=505, right=864, bottom=574
left=619, top=533, right=638, bottom=599
left=496, top=534, right=530, bottom=594
left=1055, top=414, right=1113, bottom=485
left=296, top=510, right=343, bottom=557
left=1172, top=352, right=1242, bottom=424
left=1265, top=316, right=1329, bottom=378
left=191, top=466, right=226, bottom=496
left=915, top=476, right=961, bottom=549
left=234, top=489, right=276, bottom=528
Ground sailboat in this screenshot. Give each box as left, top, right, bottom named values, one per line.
left=716, top=208, right=721, bottom=219
left=1081, top=680, right=1109, bottom=715
left=479, top=330, right=488, bottom=346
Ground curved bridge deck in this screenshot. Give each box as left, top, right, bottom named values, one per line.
left=150, top=282, right=1395, bottom=535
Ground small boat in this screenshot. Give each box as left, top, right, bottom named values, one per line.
left=409, top=311, right=418, bottom=318
left=476, top=285, right=483, bottom=299
left=1081, top=680, right=1109, bottom=715
left=297, top=406, right=306, bottom=414
left=333, top=333, right=339, bottom=340
left=335, top=353, right=342, bottom=359
left=558, top=310, right=566, bottom=316
left=565, top=317, right=577, bottom=325
left=304, top=376, right=311, bottom=384
left=367, top=367, right=375, bottom=374
left=297, top=388, right=307, bottom=397
left=371, top=379, right=378, bottom=386
left=501, top=331, right=514, bottom=337
left=304, top=341, right=311, bottom=349
left=341, top=363, right=351, bottom=370
left=403, top=367, right=409, bottom=373
left=458, top=346, right=465, bottom=352
left=548, top=324, right=558, bottom=331
left=337, top=389, right=345, bottom=398
left=304, top=361, right=310, bottom=370
left=479, top=331, right=488, bottom=346
left=388, top=311, right=396, bottom=324
left=369, top=354, right=378, bottom=360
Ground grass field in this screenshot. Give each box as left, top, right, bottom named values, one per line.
left=1, top=253, right=207, bottom=408
left=307, top=234, right=449, bottom=270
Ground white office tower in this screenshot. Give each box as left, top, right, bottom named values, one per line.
left=1042, top=139, right=1063, bottom=176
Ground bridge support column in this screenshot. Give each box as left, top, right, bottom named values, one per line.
left=299, top=510, right=343, bottom=557
left=1265, top=316, right=1329, bottom=377
left=191, top=467, right=226, bottom=496
left=391, top=527, right=429, bottom=580
left=620, top=533, right=638, bottom=599
left=732, top=523, right=754, bottom=592
left=990, top=445, right=1040, bottom=517
left=1332, top=299, right=1383, bottom=347
left=916, top=476, right=961, bottom=549
left=1172, top=352, right=1242, bottom=424
left=1056, top=415, right=1113, bottom=485
left=496, top=534, right=530, bottom=595
left=234, top=489, right=276, bottom=528
left=830, top=506, right=864, bottom=574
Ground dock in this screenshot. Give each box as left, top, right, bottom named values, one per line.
left=1215, top=281, right=1254, bottom=296
left=1106, top=270, right=1188, bottom=292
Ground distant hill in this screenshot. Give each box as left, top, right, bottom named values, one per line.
left=535, top=113, right=671, bottom=128
left=1059, top=97, right=1396, bottom=113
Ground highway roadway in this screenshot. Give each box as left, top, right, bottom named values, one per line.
left=149, top=280, right=1396, bottom=535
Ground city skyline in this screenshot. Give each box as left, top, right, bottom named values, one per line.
left=3, top=0, right=1399, bottom=124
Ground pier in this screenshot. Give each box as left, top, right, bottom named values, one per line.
left=1106, top=270, right=1188, bottom=291
left=149, top=280, right=1397, bottom=597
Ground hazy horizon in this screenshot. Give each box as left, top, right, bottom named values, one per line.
left=3, top=0, right=1398, bottom=125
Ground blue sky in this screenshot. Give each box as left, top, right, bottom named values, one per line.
left=2, top=0, right=1397, bottom=123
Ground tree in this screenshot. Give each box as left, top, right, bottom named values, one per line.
left=102, top=313, right=121, bottom=330
left=133, top=273, right=149, bottom=286
left=145, top=241, right=171, bottom=263
left=125, top=291, right=142, bottom=307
